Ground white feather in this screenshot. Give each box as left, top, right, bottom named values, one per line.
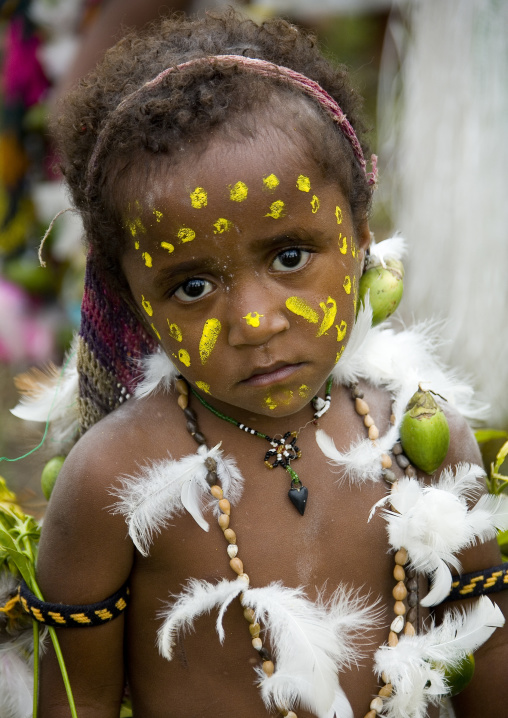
left=0, top=648, right=32, bottom=718
left=110, top=444, right=244, bottom=555
left=157, top=576, right=248, bottom=660
left=332, top=300, right=373, bottom=386
left=134, top=351, right=177, bottom=399
left=374, top=464, right=508, bottom=606
left=369, top=235, right=407, bottom=268
left=375, top=597, right=504, bottom=718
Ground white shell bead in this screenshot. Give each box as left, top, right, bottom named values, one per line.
left=227, top=544, right=238, bottom=558
left=390, top=615, right=405, bottom=633
left=370, top=697, right=384, bottom=712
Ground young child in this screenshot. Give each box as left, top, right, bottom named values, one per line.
left=14, top=9, right=508, bottom=718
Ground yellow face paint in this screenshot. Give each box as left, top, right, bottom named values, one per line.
left=243, top=312, right=264, bottom=327
left=134, top=240, right=140, bottom=250
left=142, top=252, right=152, bottom=268
left=199, top=318, right=221, bottom=364
left=263, top=174, right=279, bottom=190
left=311, top=195, right=320, bottom=213
left=153, top=209, right=163, bottom=223
left=229, top=181, right=248, bottom=202
left=339, top=234, right=347, bottom=254
left=296, top=175, right=311, bottom=192
left=285, top=296, right=319, bottom=324
left=265, top=200, right=285, bottom=219
left=167, top=321, right=183, bottom=342
left=195, top=380, right=211, bottom=394
left=151, top=323, right=161, bottom=341
left=126, top=216, right=146, bottom=237
left=351, top=241, right=356, bottom=258
left=190, top=187, right=207, bottom=208
left=141, top=295, right=153, bottom=316
left=317, top=297, right=337, bottom=337
left=178, top=349, right=191, bottom=367
left=213, top=218, right=232, bottom=234
left=335, top=206, right=343, bottom=225
left=299, top=384, right=310, bottom=398
left=335, top=345, right=345, bottom=363
left=343, top=276, right=352, bottom=294
left=336, top=320, right=347, bottom=342
left=264, top=395, right=277, bottom=410
left=281, top=390, right=294, bottom=405
left=178, top=228, right=196, bottom=243
left=161, top=241, right=175, bottom=254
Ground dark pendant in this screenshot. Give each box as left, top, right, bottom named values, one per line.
left=288, top=483, right=308, bottom=516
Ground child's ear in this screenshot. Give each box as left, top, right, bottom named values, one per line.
left=356, top=217, right=371, bottom=268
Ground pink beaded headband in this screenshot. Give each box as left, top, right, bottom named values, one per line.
left=85, top=55, right=378, bottom=193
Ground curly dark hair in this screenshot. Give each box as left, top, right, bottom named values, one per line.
left=55, top=9, right=373, bottom=297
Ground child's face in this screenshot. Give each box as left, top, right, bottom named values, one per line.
left=121, top=133, right=369, bottom=419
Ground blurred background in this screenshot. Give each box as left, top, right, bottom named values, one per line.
left=0, top=0, right=507, bottom=511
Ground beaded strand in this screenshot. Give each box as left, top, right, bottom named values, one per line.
left=350, top=385, right=419, bottom=718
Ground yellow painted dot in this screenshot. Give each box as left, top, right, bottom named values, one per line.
left=336, top=320, right=347, bottom=342
left=343, top=276, right=352, bottom=294
left=339, top=234, right=347, bottom=254
left=213, top=218, right=233, bottom=234
left=167, top=321, right=183, bottom=342
left=151, top=323, right=161, bottom=341
left=281, top=390, right=294, bottom=405
left=141, top=296, right=153, bottom=316
left=317, top=297, right=337, bottom=337
left=351, top=241, right=356, bottom=258
left=126, top=217, right=146, bottom=237
left=335, top=346, right=345, bottom=364
left=199, top=318, right=222, bottom=364
left=265, top=396, right=277, bottom=410
left=134, top=240, right=140, bottom=250
left=161, top=241, right=175, bottom=253
left=243, top=312, right=264, bottom=327
left=299, top=384, right=310, bottom=398
left=190, top=187, right=207, bottom=208
left=296, top=175, right=311, bottom=192
left=285, top=296, right=319, bottom=323
left=195, top=381, right=211, bottom=394
left=263, top=174, right=279, bottom=190
left=178, top=349, right=191, bottom=367
left=229, top=181, right=248, bottom=202
left=265, top=200, right=285, bottom=219
left=335, top=206, right=343, bottom=225
left=178, top=227, right=196, bottom=243
left=310, top=195, right=320, bottom=213
left=142, top=252, right=152, bottom=267
left=153, top=209, right=163, bottom=222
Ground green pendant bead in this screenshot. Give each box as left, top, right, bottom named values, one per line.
left=439, top=653, right=475, bottom=697
left=41, top=456, right=66, bottom=500
left=358, top=259, right=404, bottom=326
left=399, top=389, right=450, bottom=474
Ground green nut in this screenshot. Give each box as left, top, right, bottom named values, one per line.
left=358, top=260, right=404, bottom=326
left=399, top=389, right=450, bottom=474
left=439, top=653, right=475, bottom=697
left=41, top=456, right=66, bottom=500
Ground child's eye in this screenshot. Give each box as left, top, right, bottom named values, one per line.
left=272, top=248, right=311, bottom=272
left=174, top=278, right=214, bottom=302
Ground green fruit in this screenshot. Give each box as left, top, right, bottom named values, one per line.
left=440, top=654, right=475, bottom=696
left=358, top=261, right=404, bottom=326
left=41, top=456, right=65, bottom=500
left=399, top=389, right=450, bottom=474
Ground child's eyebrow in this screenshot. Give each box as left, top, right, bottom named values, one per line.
left=153, top=258, right=216, bottom=287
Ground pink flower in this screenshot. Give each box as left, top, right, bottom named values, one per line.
left=3, top=17, right=49, bottom=107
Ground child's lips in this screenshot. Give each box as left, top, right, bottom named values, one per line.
left=240, top=362, right=305, bottom=387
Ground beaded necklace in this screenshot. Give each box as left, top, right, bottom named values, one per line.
left=188, top=376, right=333, bottom=516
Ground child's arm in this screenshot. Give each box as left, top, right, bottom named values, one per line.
left=35, top=425, right=135, bottom=717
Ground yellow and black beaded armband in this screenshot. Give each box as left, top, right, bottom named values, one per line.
left=19, top=581, right=130, bottom=627
left=443, top=563, right=508, bottom=602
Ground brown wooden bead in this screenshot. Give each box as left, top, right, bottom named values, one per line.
left=363, top=710, right=377, bottom=718
left=251, top=637, right=262, bottom=650
left=210, top=485, right=223, bottom=499
left=204, top=456, right=217, bottom=470
left=407, top=577, right=418, bottom=592
left=184, top=407, right=197, bottom=421
left=405, top=465, right=417, bottom=478
left=363, top=414, right=374, bottom=428
left=206, top=470, right=217, bottom=486
left=370, top=697, right=384, bottom=712
left=381, top=672, right=390, bottom=685
left=395, top=453, right=410, bottom=469
left=379, top=683, right=392, bottom=698
left=186, top=420, right=197, bottom=434
left=193, top=432, right=206, bottom=445
left=383, top=469, right=397, bottom=484
left=404, top=621, right=416, bottom=636
left=262, top=660, right=275, bottom=677
left=351, top=385, right=364, bottom=399
left=218, top=513, right=230, bottom=530
left=177, top=393, right=188, bottom=410
left=259, top=647, right=271, bottom=661
left=230, top=557, right=244, bottom=575
left=392, top=442, right=403, bottom=455
left=392, top=581, right=408, bottom=601
left=406, top=607, right=417, bottom=623
left=243, top=607, right=255, bottom=623
left=286, top=712, right=298, bottom=718
left=394, top=548, right=408, bottom=565
left=390, top=413, right=396, bottom=425
left=368, top=425, right=380, bottom=441
left=408, top=591, right=418, bottom=608
left=393, top=564, right=405, bottom=581
left=388, top=631, right=399, bottom=647
left=175, top=378, right=188, bottom=395
left=218, top=498, right=231, bottom=515
left=249, top=622, right=260, bottom=637
left=355, top=397, right=370, bottom=415
left=381, top=453, right=393, bottom=469
left=223, top=528, right=237, bottom=544
left=393, top=601, right=406, bottom=616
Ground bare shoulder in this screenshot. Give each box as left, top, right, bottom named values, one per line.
left=440, top=399, right=483, bottom=468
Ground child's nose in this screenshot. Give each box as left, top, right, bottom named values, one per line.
left=227, top=295, right=290, bottom=347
